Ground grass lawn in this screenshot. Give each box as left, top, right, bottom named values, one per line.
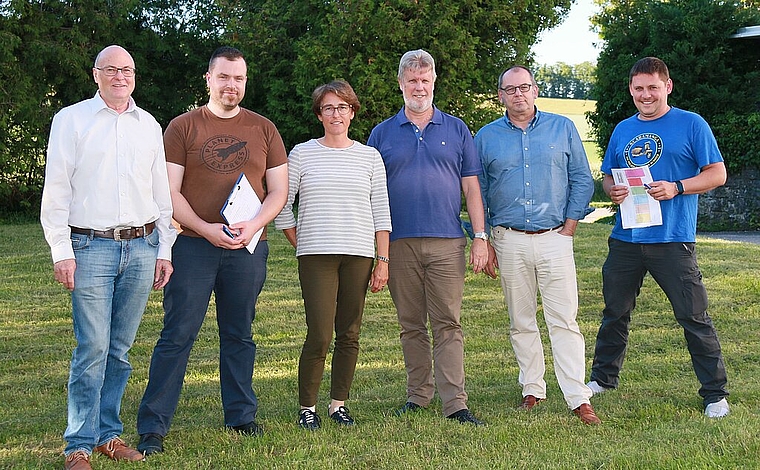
left=2, top=222, right=759, bottom=469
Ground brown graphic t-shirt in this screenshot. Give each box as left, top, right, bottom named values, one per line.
left=164, top=106, right=287, bottom=239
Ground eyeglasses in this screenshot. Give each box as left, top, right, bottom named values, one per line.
left=320, top=104, right=353, bottom=116
left=95, top=66, right=136, bottom=77
left=499, top=83, right=532, bottom=95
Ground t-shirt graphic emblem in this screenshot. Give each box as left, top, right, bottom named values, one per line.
left=624, top=133, right=662, bottom=168
left=202, top=135, right=248, bottom=173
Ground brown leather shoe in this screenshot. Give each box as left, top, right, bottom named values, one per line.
left=64, top=451, right=92, bottom=470
left=94, top=437, right=145, bottom=461
left=518, top=395, right=544, bottom=410
left=573, top=403, right=602, bottom=425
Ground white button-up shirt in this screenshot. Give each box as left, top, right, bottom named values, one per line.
left=41, top=92, right=176, bottom=262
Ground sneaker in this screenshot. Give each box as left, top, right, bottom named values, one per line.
left=395, top=401, right=423, bottom=416
left=64, top=451, right=91, bottom=470
left=94, top=437, right=145, bottom=461
left=705, top=398, right=730, bottom=418
left=228, top=421, right=264, bottom=436
left=587, top=380, right=611, bottom=396
left=298, top=409, right=321, bottom=430
left=329, top=405, right=355, bottom=426
left=446, top=408, right=485, bottom=426
left=137, top=433, right=164, bottom=456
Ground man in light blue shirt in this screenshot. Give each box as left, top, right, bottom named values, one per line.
left=475, top=65, right=599, bottom=424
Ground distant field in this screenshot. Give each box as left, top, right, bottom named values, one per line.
left=536, top=97, right=595, bottom=142
left=536, top=97, right=601, bottom=168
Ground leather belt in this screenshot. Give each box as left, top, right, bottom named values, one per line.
left=70, top=222, right=156, bottom=241
left=502, top=224, right=563, bottom=235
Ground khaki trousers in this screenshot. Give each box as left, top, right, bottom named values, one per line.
left=388, top=237, right=469, bottom=416
left=491, top=226, right=592, bottom=409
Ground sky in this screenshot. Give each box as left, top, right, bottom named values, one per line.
left=533, top=0, right=603, bottom=65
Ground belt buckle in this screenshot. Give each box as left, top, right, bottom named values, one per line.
left=113, top=227, right=134, bottom=241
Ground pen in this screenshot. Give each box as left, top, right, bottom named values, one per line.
left=643, top=183, right=652, bottom=190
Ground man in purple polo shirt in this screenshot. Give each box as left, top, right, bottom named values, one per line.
left=367, top=49, right=488, bottom=425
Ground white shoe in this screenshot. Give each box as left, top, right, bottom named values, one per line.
left=704, top=398, right=730, bottom=418
left=587, top=380, right=610, bottom=396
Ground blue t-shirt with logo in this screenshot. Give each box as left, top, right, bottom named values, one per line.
left=601, top=107, right=723, bottom=243
left=367, top=107, right=480, bottom=242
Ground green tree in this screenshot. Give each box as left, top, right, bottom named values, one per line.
left=0, top=0, right=219, bottom=215
left=535, top=61, right=596, bottom=99
left=228, top=0, right=573, bottom=149
left=0, top=0, right=576, bottom=215
left=589, top=0, right=760, bottom=173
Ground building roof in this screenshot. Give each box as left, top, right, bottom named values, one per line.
left=731, top=25, right=760, bottom=39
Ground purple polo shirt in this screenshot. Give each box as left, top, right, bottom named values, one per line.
left=367, top=106, right=480, bottom=242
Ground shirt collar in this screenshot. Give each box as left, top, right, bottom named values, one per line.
left=394, top=105, right=441, bottom=127
left=504, top=106, right=540, bottom=130
left=91, top=92, right=139, bottom=118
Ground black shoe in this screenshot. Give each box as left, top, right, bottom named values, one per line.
left=137, top=433, right=164, bottom=456
left=446, top=408, right=485, bottom=426
left=298, top=409, right=321, bottom=430
left=329, top=406, right=355, bottom=426
left=395, top=401, right=423, bottom=416
left=228, top=421, right=264, bottom=436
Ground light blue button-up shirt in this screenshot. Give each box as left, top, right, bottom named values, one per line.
left=475, top=109, right=593, bottom=232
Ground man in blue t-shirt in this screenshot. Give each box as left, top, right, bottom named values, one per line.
left=587, top=57, right=730, bottom=418
left=367, top=49, right=488, bottom=425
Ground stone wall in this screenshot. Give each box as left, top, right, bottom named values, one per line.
left=698, top=168, right=760, bottom=231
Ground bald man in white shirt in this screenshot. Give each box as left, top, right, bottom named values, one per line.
left=40, top=44, right=176, bottom=470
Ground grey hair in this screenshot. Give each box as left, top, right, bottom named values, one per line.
left=397, top=49, right=437, bottom=81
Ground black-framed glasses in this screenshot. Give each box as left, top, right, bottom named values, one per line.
left=499, top=83, right=532, bottom=95
left=320, top=104, right=353, bottom=116
left=95, top=66, right=136, bottom=77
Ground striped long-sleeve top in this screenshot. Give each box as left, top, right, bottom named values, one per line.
left=274, top=139, right=392, bottom=258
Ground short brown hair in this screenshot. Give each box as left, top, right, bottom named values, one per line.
left=311, top=80, right=361, bottom=116
left=629, top=57, right=670, bottom=84
left=209, top=46, right=245, bottom=72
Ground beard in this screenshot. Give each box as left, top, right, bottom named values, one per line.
left=403, top=92, right=434, bottom=114
left=214, top=89, right=243, bottom=110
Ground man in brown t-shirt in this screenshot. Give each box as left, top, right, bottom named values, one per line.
left=136, top=46, right=288, bottom=455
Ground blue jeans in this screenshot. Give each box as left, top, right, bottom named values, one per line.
left=137, top=235, right=268, bottom=436
left=590, top=238, right=728, bottom=406
left=64, top=230, right=159, bottom=454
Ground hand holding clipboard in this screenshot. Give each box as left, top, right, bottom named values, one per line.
left=220, top=172, right=263, bottom=254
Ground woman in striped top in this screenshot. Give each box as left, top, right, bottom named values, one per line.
left=274, top=80, right=391, bottom=430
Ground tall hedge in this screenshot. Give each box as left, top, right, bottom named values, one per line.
left=589, top=0, right=760, bottom=174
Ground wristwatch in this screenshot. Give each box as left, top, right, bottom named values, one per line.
left=473, top=231, right=489, bottom=241
left=675, top=180, right=684, bottom=195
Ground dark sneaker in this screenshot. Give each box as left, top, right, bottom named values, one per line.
left=228, top=421, right=264, bottom=436
left=446, top=408, right=485, bottom=426
left=137, top=433, right=164, bottom=456
left=329, top=406, right=355, bottom=426
left=395, top=401, right=423, bottom=416
left=298, top=409, right=321, bottom=430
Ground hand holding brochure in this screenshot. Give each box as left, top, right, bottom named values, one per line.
left=220, top=172, right=263, bottom=254
left=611, top=167, right=662, bottom=229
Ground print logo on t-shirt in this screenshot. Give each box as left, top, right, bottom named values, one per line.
left=201, top=135, right=248, bottom=173
left=624, top=133, right=662, bottom=168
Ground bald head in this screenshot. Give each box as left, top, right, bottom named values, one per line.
left=92, top=45, right=136, bottom=113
